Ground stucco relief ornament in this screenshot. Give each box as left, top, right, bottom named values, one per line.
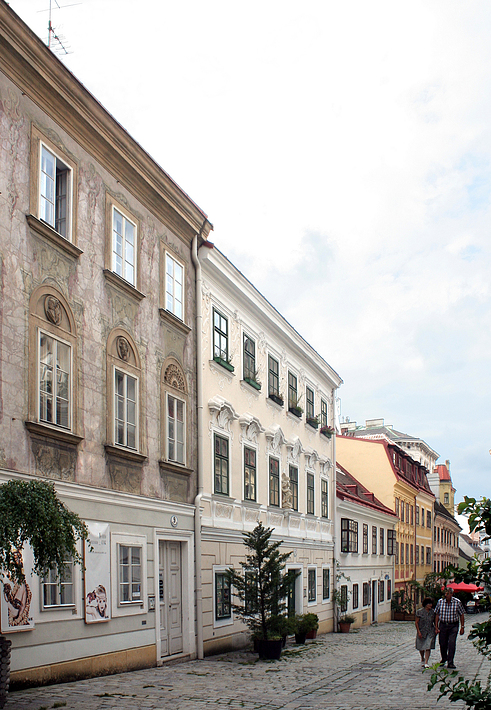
left=286, top=437, right=303, bottom=465
left=320, top=458, right=333, bottom=475
left=305, top=448, right=319, bottom=470
left=264, top=425, right=286, bottom=455
left=116, top=336, right=130, bottom=361
left=164, top=363, right=186, bottom=392
left=238, top=414, right=264, bottom=444
left=208, top=396, right=238, bottom=432
left=44, top=296, right=63, bottom=325
left=281, top=472, right=293, bottom=510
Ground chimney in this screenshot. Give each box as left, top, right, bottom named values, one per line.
left=365, top=418, right=384, bottom=428
left=445, top=460, right=450, bottom=472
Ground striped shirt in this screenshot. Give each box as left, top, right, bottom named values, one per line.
left=435, top=596, right=465, bottom=624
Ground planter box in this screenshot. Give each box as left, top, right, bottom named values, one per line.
left=288, top=406, right=302, bottom=418
left=339, top=622, right=352, bottom=633
left=268, top=393, right=284, bottom=406
left=257, top=638, right=282, bottom=660
left=306, top=629, right=317, bottom=639
left=213, top=356, right=234, bottom=372
left=320, top=427, right=333, bottom=438
left=295, top=632, right=307, bottom=644
left=392, top=611, right=415, bottom=621
left=306, top=417, right=319, bottom=429
left=244, top=377, right=261, bottom=390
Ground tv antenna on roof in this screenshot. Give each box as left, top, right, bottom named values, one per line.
left=38, top=0, right=82, bottom=55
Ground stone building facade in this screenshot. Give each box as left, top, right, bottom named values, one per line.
left=0, top=2, right=211, bottom=687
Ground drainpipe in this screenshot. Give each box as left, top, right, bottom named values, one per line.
left=332, top=391, right=339, bottom=632
left=192, top=230, right=213, bottom=659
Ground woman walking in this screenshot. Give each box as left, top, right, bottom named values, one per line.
left=415, top=597, right=437, bottom=668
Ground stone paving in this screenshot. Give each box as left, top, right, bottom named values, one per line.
left=6, top=614, right=491, bottom=710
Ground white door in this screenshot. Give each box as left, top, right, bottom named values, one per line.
left=159, top=541, right=183, bottom=656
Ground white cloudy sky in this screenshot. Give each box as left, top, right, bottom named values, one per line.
left=10, top=0, right=491, bottom=502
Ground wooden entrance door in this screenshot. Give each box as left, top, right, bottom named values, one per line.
left=159, top=541, right=183, bottom=656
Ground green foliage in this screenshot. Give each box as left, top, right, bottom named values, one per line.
left=294, top=613, right=319, bottom=634
left=227, top=522, right=299, bottom=641
left=0, top=479, right=88, bottom=582
left=427, top=496, right=491, bottom=708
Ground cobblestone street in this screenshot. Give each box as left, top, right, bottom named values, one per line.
left=7, top=615, right=491, bottom=710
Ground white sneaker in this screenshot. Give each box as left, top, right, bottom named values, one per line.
left=424, top=664, right=430, bottom=668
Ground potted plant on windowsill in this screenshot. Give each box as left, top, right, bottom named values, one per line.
left=306, top=415, right=319, bottom=429
left=293, top=612, right=319, bottom=643
left=268, top=392, right=284, bottom=407
left=213, top=354, right=234, bottom=372
left=320, top=425, right=335, bottom=438
left=288, top=395, right=303, bottom=418
left=244, top=371, right=261, bottom=391
left=338, top=614, right=356, bottom=633
left=227, top=522, right=300, bottom=661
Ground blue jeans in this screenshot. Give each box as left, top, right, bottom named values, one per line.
left=439, top=622, right=459, bottom=664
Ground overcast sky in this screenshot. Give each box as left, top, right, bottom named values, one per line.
left=9, top=0, right=491, bottom=505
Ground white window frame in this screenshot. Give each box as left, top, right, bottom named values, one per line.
left=41, top=560, right=75, bottom=610
left=306, top=471, right=315, bottom=516
left=166, top=392, right=186, bottom=465
left=165, top=252, right=184, bottom=320
left=213, top=565, right=233, bottom=628
left=322, top=565, right=330, bottom=604
left=113, top=366, right=139, bottom=451
left=307, top=566, right=317, bottom=605
left=111, top=533, right=147, bottom=617
left=243, top=443, right=258, bottom=502
left=321, top=477, right=329, bottom=519
left=213, top=430, right=230, bottom=497
left=112, top=205, right=137, bottom=286
left=38, top=328, right=72, bottom=431
left=39, top=141, right=73, bottom=241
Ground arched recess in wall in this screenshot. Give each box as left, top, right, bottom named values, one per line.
left=160, top=357, right=189, bottom=468
left=26, top=283, right=81, bottom=444
left=105, top=327, right=144, bottom=458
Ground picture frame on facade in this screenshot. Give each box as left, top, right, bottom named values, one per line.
left=84, top=522, right=110, bottom=624
left=1, top=545, right=35, bottom=633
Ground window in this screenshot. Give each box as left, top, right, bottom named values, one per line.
left=306, top=386, right=314, bottom=419
left=320, top=398, right=328, bottom=428
left=427, top=510, right=432, bottom=528
left=322, top=568, right=330, bottom=600
left=395, top=498, right=399, bottom=517
left=321, top=478, right=329, bottom=518
left=42, top=562, right=74, bottom=608
left=308, top=568, right=316, bottom=602
left=340, top=584, right=348, bottom=612
left=378, top=580, right=384, bottom=602
left=341, top=518, right=358, bottom=553
left=38, top=331, right=71, bottom=429
left=372, top=526, right=377, bottom=554
left=400, top=502, right=404, bottom=522
left=289, top=465, right=298, bottom=511
left=167, top=394, right=185, bottom=464
left=363, top=524, right=369, bottom=554
left=379, top=528, right=384, bottom=555
left=415, top=506, right=420, bottom=526
left=288, top=371, right=298, bottom=410
left=406, top=503, right=410, bottom=523
left=415, top=544, right=420, bottom=565
left=444, top=492, right=449, bottom=504
left=268, top=355, right=280, bottom=400
left=215, top=572, right=231, bottom=620
left=213, top=309, right=229, bottom=363
left=39, top=142, right=72, bottom=239
left=387, top=580, right=392, bottom=601
left=426, top=547, right=431, bottom=565
left=214, top=434, right=229, bottom=495
left=388, top=529, right=396, bottom=556
left=244, top=446, right=256, bottom=501
left=410, top=544, right=414, bottom=564
left=118, top=545, right=142, bottom=603
left=410, top=506, right=414, bottom=525
left=362, top=582, right=370, bottom=607
left=352, top=583, right=359, bottom=609
left=245, top=571, right=257, bottom=613
left=243, top=334, right=256, bottom=382
left=269, top=457, right=280, bottom=507
left=421, top=545, right=424, bottom=564
left=112, top=206, right=136, bottom=286
left=395, top=542, right=399, bottom=565
left=307, top=473, right=315, bottom=515
left=114, top=369, right=137, bottom=449
left=165, top=253, right=184, bottom=319
left=405, top=543, right=409, bottom=565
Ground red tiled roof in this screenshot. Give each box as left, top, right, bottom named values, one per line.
left=436, top=464, right=451, bottom=481
left=336, top=463, right=397, bottom=517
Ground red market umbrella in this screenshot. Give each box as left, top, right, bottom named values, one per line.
left=446, top=582, right=484, bottom=592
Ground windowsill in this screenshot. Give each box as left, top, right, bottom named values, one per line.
left=103, top=269, right=145, bottom=302
left=240, top=378, right=261, bottom=394
left=209, top=359, right=235, bottom=378
left=158, top=308, right=191, bottom=335
left=159, top=460, right=193, bottom=476
left=287, top=410, right=302, bottom=422
left=26, top=214, right=82, bottom=258
left=104, top=444, right=147, bottom=463
left=212, top=492, right=234, bottom=501
left=25, top=420, right=83, bottom=445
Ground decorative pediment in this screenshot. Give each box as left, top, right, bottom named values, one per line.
left=286, top=436, right=303, bottom=464
left=304, top=447, right=319, bottom=470
left=319, top=457, right=333, bottom=475
left=238, top=413, right=264, bottom=444
left=208, top=396, right=239, bottom=432
left=264, top=425, right=286, bottom=454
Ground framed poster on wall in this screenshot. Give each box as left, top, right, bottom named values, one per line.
left=1, top=546, right=35, bottom=633
left=84, top=522, right=110, bottom=623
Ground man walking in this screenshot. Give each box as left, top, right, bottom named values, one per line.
left=435, top=587, right=465, bottom=669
